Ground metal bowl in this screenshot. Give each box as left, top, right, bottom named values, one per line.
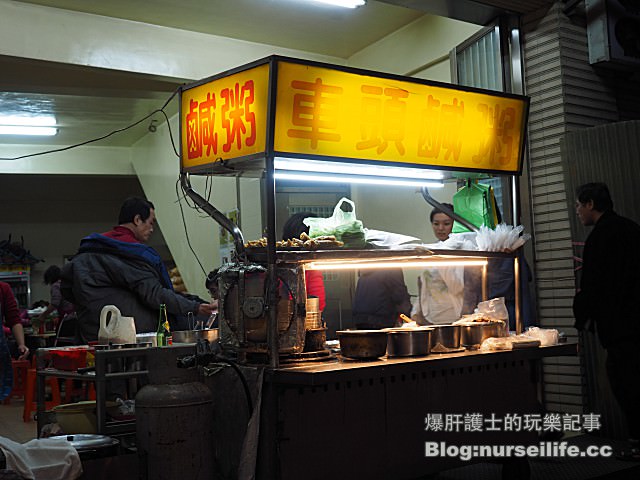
left=429, top=324, right=461, bottom=350
left=337, top=330, right=387, bottom=359
left=387, top=328, right=433, bottom=357
left=171, top=328, right=219, bottom=344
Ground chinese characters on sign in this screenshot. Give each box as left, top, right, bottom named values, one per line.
left=180, top=59, right=527, bottom=174
left=181, top=64, right=269, bottom=170
left=275, top=62, right=526, bottom=173
left=424, top=413, right=602, bottom=433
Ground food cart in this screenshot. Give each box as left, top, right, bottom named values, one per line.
left=177, top=55, right=577, bottom=479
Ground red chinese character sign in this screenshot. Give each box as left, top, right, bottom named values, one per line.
left=273, top=61, right=528, bottom=174
left=180, top=64, right=269, bottom=171
left=180, top=57, right=528, bottom=175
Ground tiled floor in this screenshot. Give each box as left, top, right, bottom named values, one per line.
left=0, top=399, right=38, bottom=444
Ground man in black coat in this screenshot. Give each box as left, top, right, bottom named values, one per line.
left=573, top=182, right=640, bottom=460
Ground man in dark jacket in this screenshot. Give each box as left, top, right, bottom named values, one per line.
left=62, top=197, right=216, bottom=343
left=572, top=182, right=640, bottom=460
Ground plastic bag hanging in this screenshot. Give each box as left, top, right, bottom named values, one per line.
left=452, top=181, right=499, bottom=233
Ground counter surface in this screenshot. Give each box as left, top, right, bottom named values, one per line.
left=267, top=343, right=577, bottom=385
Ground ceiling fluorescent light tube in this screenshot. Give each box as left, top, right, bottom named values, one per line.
left=0, top=126, right=58, bottom=136
left=274, top=171, right=443, bottom=188
left=0, top=115, right=56, bottom=127
left=274, top=158, right=443, bottom=180
left=307, top=0, right=366, bottom=8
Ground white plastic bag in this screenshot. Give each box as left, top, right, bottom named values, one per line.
left=475, top=223, right=531, bottom=252
left=524, top=326, right=559, bottom=346
left=476, top=297, right=509, bottom=322
left=303, top=197, right=365, bottom=242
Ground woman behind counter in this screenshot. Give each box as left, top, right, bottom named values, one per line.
left=412, top=204, right=465, bottom=325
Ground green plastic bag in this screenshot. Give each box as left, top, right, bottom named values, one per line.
left=303, top=197, right=365, bottom=246
left=452, top=182, right=498, bottom=233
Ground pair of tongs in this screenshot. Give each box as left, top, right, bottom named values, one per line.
left=188, top=312, right=205, bottom=330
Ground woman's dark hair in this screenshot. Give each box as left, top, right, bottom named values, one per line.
left=576, top=182, right=613, bottom=212
left=429, top=203, right=454, bottom=222
left=118, top=196, right=155, bottom=224
left=43, top=265, right=61, bottom=285
left=282, top=211, right=315, bottom=240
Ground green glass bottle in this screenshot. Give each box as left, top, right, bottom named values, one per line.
left=157, top=304, right=168, bottom=347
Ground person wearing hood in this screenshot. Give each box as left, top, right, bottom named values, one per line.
left=61, top=196, right=216, bottom=343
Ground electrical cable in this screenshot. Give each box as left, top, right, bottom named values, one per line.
left=159, top=108, right=180, bottom=158
left=0, top=86, right=181, bottom=161
left=216, top=358, right=254, bottom=413
left=175, top=177, right=207, bottom=276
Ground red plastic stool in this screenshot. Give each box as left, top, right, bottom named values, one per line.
left=62, top=379, right=96, bottom=402
left=23, top=368, right=62, bottom=422
left=2, top=359, right=30, bottom=405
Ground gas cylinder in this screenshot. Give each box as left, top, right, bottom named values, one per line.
left=136, top=347, right=213, bottom=480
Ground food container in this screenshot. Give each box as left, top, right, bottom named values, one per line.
left=429, top=324, right=461, bottom=351
left=337, top=330, right=387, bottom=359
left=136, top=332, right=158, bottom=347
left=49, top=347, right=90, bottom=371
left=53, top=401, right=98, bottom=434
left=387, top=328, right=433, bottom=357
left=50, top=434, right=120, bottom=460
left=459, top=322, right=505, bottom=349
left=303, top=327, right=327, bottom=352
left=305, top=297, right=321, bottom=329
left=171, top=328, right=219, bottom=344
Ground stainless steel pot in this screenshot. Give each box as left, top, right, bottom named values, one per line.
left=337, top=330, right=387, bottom=359
left=387, top=328, right=433, bottom=357
left=303, top=327, right=327, bottom=352
left=459, top=322, right=505, bottom=349
left=429, top=324, right=461, bottom=351
left=50, top=434, right=119, bottom=460
left=172, top=328, right=219, bottom=344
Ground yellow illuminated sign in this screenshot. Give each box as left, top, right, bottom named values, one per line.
left=180, top=64, right=269, bottom=169
left=274, top=62, right=527, bottom=173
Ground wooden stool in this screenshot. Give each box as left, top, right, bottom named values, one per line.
left=1, top=359, right=30, bottom=405
left=23, top=368, right=61, bottom=422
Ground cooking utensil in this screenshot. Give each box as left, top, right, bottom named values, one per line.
left=429, top=324, right=461, bottom=351
left=303, top=327, right=327, bottom=352
left=136, top=333, right=158, bottom=347
left=187, top=312, right=195, bottom=330
left=337, top=330, right=387, bottom=359
left=387, top=328, right=433, bottom=357
left=459, top=322, right=505, bottom=349
left=399, top=313, right=412, bottom=323
left=205, top=312, right=217, bottom=329
left=50, top=434, right=120, bottom=460
left=172, top=328, right=219, bottom=344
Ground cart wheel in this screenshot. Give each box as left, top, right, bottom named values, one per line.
left=501, top=457, right=530, bottom=480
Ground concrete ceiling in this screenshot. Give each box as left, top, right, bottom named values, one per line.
left=0, top=0, right=554, bottom=153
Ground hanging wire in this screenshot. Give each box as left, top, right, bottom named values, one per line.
left=175, top=177, right=207, bottom=276
left=0, top=86, right=181, bottom=161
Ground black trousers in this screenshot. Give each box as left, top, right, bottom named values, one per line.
left=606, top=342, right=640, bottom=441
